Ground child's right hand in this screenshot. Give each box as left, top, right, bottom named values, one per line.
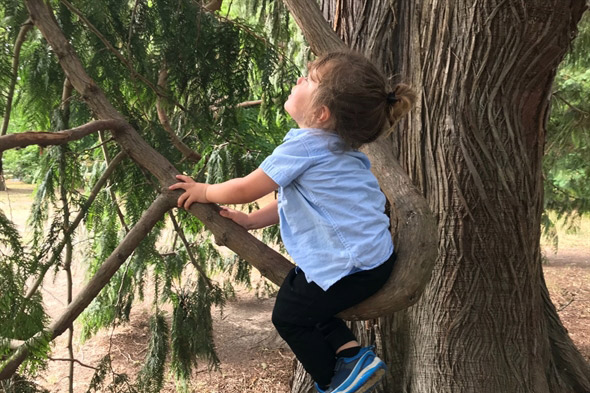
left=219, top=206, right=251, bottom=229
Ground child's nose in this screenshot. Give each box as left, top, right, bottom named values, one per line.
left=296, top=76, right=305, bottom=85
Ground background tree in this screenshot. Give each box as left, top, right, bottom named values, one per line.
left=543, top=12, right=590, bottom=246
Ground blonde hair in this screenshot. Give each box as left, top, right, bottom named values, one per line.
left=307, top=51, right=416, bottom=149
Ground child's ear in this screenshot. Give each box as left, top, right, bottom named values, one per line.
left=315, top=105, right=331, bottom=125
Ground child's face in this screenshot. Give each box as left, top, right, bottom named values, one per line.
left=284, top=75, right=319, bottom=128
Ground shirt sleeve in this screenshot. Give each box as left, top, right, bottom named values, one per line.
left=259, top=135, right=315, bottom=187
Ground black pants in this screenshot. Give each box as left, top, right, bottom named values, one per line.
left=271, top=253, right=395, bottom=386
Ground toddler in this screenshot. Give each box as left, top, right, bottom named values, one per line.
left=169, top=50, right=415, bottom=393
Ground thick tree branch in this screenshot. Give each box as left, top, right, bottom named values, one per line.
left=0, top=119, right=128, bottom=152
left=282, top=0, right=346, bottom=54
left=0, top=193, right=175, bottom=380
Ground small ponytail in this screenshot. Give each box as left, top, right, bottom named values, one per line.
left=386, top=83, right=416, bottom=128
left=307, top=51, right=416, bottom=149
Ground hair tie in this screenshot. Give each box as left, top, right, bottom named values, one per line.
left=386, top=92, right=398, bottom=105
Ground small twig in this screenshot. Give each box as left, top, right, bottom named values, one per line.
left=553, top=92, right=590, bottom=116
left=558, top=298, right=575, bottom=312
left=48, top=357, right=99, bottom=371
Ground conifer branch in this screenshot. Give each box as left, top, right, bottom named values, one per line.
left=24, top=152, right=127, bottom=300
left=156, top=68, right=202, bottom=163
left=0, top=193, right=176, bottom=380
left=97, top=132, right=130, bottom=233
left=168, top=212, right=216, bottom=290
left=58, top=0, right=189, bottom=113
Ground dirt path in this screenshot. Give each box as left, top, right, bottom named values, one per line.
left=1, top=180, right=589, bottom=392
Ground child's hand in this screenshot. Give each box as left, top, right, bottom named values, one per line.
left=168, top=174, right=210, bottom=209
left=219, top=206, right=251, bottom=229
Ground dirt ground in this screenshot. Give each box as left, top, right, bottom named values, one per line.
left=1, top=180, right=589, bottom=392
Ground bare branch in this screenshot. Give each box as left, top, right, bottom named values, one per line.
left=237, top=100, right=263, bottom=108
left=0, top=119, right=128, bottom=153
left=49, top=357, right=98, bottom=370
left=553, top=92, right=590, bottom=116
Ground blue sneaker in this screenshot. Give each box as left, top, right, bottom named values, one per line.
left=328, top=346, right=387, bottom=393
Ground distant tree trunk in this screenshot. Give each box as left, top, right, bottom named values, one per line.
left=290, top=1, right=590, bottom=392
left=0, top=20, right=33, bottom=191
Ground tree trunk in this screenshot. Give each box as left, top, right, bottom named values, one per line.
left=290, top=1, right=590, bottom=392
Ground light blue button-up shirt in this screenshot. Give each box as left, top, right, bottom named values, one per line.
left=259, top=128, right=393, bottom=291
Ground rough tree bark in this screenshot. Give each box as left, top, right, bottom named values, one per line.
left=288, top=1, right=590, bottom=392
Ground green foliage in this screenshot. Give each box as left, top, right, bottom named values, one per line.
left=170, top=281, right=223, bottom=390
left=136, top=312, right=169, bottom=393
left=544, top=12, right=590, bottom=243
left=1, top=0, right=295, bottom=387
left=0, top=374, right=50, bottom=393
left=2, top=146, right=42, bottom=183
left=0, top=210, right=46, bottom=342
left=86, top=355, right=136, bottom=393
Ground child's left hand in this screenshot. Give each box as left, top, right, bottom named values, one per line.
left=168, top=174, right=210, bottom=209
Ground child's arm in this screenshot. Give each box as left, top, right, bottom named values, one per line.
left=219, top=199, right=279, bottom=230
left=169, top=168, right=278, bottom=209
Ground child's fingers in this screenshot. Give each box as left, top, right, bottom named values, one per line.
left=168, top=182, right=188, bottom=191
left=177, top=192, right=189, bottom=208
left=175, top=174, right=194, bottom=182
left=219, top=206, right=235, bottom=217
left=183, top=195, right=197, bottom=210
